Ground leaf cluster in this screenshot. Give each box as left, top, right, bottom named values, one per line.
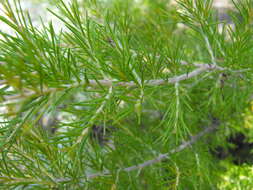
left=0, top=0, right=253, bottom=189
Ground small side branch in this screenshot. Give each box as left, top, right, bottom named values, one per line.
left=120, top=124, right=217, bottom=173
left=55, top=123, right=218, bottom=183
left=55, top=121, right=218, bottom=183
left=203, top=34, right=217, bottom=65
left=86, top=123, right=218, bottom=179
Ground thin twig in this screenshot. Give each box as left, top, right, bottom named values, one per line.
left=2, top=63, right=223, bottom=100
left=119, top=123, right=218, bottom=173
left=56, top=123, right=218, bottom=182
left=203, top=34, right=217, bottom=65
left=76, top=86, right=113, bottom=144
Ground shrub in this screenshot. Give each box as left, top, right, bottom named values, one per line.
left=0, top=0, right=253, bottom=189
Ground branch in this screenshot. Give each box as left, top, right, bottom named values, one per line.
left=122, top=123, right=218, bottom=173
left=95, top=123, right=218, bottom=178
left=76, top=86, right=113, bottom=145
left=2, top=63, right=223, bottom=100
left=56, top=122, right=218, bottom=182
left=202, top=33, right=217, bottom=65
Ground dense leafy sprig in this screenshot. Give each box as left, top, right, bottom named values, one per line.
left=0, top=0, right=253, bottom=189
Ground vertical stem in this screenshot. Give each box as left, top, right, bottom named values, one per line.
left=175, top=82, right=180, bottom=139
left=202, top=33, right=217, bottom=65
left=76, top=86, right=113, bottom=144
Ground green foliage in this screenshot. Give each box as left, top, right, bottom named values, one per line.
left=0, top=0, right=253, bottom=189
left=219, top=163, right=253, bottom=190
